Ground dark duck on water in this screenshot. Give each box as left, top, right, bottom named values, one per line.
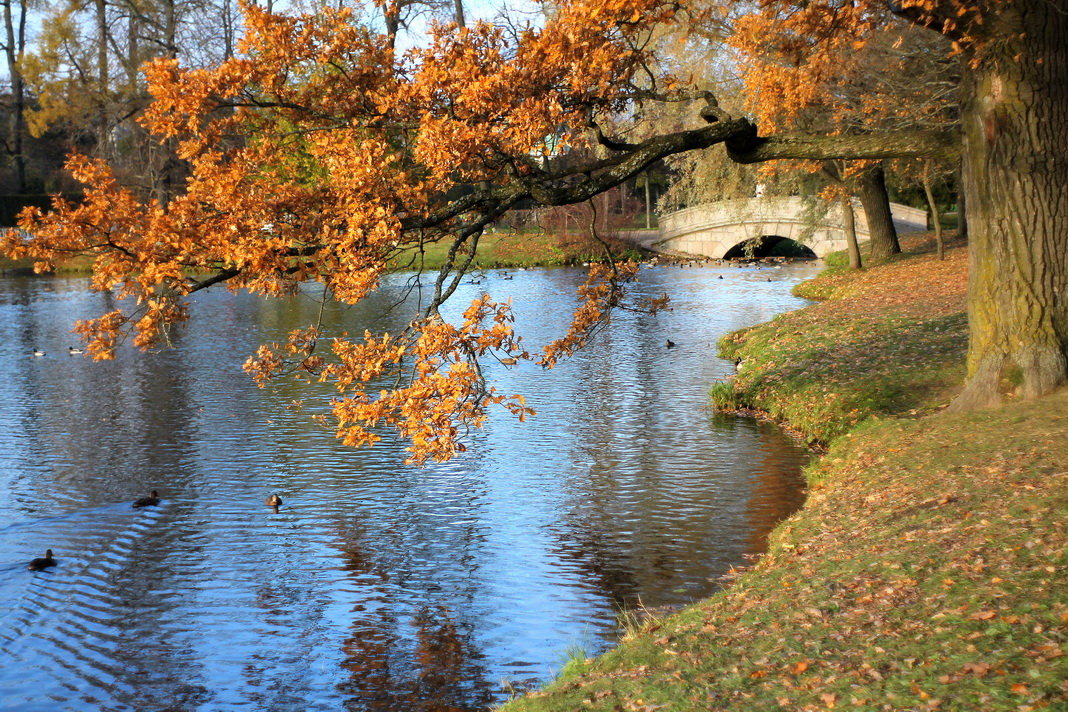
left=133, top=490, right=160, bottom=508
left=28, top=549, right=56, bottom=571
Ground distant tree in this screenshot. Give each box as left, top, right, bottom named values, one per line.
left=19, top=0, right=243, bottom=200
left=730, top=8, right=961, bottom=261
left=1, top=0, right=29, bottom=192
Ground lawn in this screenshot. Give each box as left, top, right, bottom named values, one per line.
left=503, top=232, right=1067, bottom=712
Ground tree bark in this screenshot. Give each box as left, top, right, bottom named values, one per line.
left=955, top=167, right=967, bottom=241
left=922, top=162, right=944, bottom=260
left=948, top=0, right=1068, bottom=409
left=840, top=193, right=863, bottom=270
left=221, top=0, right=236, bottom=60
left=125, top=5, right=140, bottom=89
left=961, top=177, right=969, bottom=243
left=94, top=0, right=109, bottom=147
left=644, top=174, right=651, bottom=229
left=159, top=0, right=177, bottom=59
left=2, top=0, right=26, bottom=192
left=823, top=161, right=862, bottom=269
left=857, top=164, right=900, bottom=261
left=727, top=130, right=958, bottom=164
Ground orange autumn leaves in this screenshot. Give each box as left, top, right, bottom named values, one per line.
left=4, top=0, right=686, bottom=462
left=243, top=297, right=537, bottom=464
left=729, top=0, right=965, bottom=137
left=541, top=261, right=642, bottom=369
left=242, top=265, right=644, bottom=464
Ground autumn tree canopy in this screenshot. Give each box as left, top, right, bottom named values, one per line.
left=4, top=0, right=1065, bottom=460
left=707, top=0, right=1066, bottom=407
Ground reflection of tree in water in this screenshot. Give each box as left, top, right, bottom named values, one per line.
left=544, top=320, right=729, bottom=610
left=336, top=539, right=496, bottom=712
left=542, top=324, right=668, bottom=609
left=411, top=607, right=481, bottom=711
left=547, top=466, right=678, bottom=610
left=340, top=604, right=401, bottom=710
left=547, top=497, right=690, bottom=612
left=548, top=370, right=810, bottom=612
left=732, top=417, right=809, bottom=555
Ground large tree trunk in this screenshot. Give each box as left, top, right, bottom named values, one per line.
left=858, top=163, right=900, bottom=261
left=950, top=0, right=1068, bottom=409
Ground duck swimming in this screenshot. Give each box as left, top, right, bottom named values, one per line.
left=68, top=346, right=85, bottom=355
left=32, top=349, right=45, bottom=357
left=265, top=494, right=283, bottom=507
left=133, top=490, right=160, bottom=508
left=28, top=549, right=56, bottom=571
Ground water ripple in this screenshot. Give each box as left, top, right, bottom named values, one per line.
left=0, top=264, right=818, bottom=710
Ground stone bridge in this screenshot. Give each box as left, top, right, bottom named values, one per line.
left=620, top=197, right=928, bottom=259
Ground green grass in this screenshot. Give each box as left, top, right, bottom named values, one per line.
left=503, top=232, right=1067, bottom=712
left=2, top=229, right=644, bottom=278
left=389, top=230, right=645, bottom=272
left=0, top=253, right=95, bottom=275
left=506, top=398, right=1068, bottom=711
left=715, top=235, right=970, bottom=446
left=714, top=309, right=968, bottom=445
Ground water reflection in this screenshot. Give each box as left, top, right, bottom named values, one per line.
left=0, top=263, right=819, bottom=710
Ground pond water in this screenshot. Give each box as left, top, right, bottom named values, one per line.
left=0, top=262, right=819, bottom=712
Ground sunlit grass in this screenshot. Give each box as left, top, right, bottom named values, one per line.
left=714, top=233, right=969, bottom=446
left=388, top=230, right=645, bottom=272
left=503, top=230, right=1067, bottom=712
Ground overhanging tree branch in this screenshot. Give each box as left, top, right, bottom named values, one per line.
left=726, top=129, right=959, bottom=164
left=403, top=119, right=958, bottom=239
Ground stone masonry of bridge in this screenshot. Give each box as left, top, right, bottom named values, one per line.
left=629, top=197, right=928, bottom=259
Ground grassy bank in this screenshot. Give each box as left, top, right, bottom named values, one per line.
left=0, top=254, right=94, bottom=275
left=711, top=232, right=969, bottom=446
left=2, top=230, right=643, bottom=276
left=389, top=230, right=645, bottom=271
left=503, top=234, right=1067, bottom=711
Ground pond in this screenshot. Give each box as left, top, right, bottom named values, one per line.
left=0, top=261, right=819, bottom=711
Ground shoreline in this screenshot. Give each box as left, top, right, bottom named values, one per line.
left=502, top=232, right=1067, bottom=711
left=713, top=404, right=827, bottom=455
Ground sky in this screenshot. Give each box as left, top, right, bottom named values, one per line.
left=395, top=0, right=542, bottom=50
left=1, top=0, right=542, bottom=79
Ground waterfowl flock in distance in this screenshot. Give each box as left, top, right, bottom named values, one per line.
left=31, top=346, right=86, bottom=357
left=27, top=490, right=285, bottom=571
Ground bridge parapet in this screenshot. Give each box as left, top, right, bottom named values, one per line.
left=656, top=197, right=927, bottom=259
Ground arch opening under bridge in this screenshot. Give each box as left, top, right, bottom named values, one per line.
left=722, top=235, right=818, bottom=260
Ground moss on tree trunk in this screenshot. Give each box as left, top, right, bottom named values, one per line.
left=951, top=0, right=1068, bottom=409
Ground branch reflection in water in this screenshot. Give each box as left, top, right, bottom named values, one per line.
left=0, top=262, right=818, bottom=711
